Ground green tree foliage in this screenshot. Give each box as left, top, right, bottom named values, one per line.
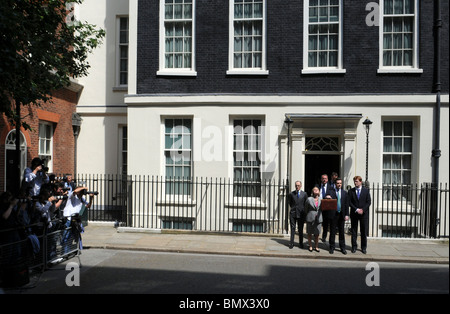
left=0, top=0, right=105, bottom=128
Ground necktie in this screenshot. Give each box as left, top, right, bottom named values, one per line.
left=322, top=186, right=326, bottom=198
left=297, top=191, right=300, bottom=198
left=337, top=190, right=341, bottom=213
left=357, top=188, right=360, bottom=200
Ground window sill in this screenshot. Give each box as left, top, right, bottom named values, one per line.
left=226, top=69, right=269, bottom=76
left=225, top=199, right=267, bottom=209
left=157, top=70, right=197, bottom=77
left=156, top=197, right=196, bottom=206
left=302, top=68, right=346, bottom=74
left=377, top=68, right=423, bottom=74
left=113, top=86, right=128, bottom=92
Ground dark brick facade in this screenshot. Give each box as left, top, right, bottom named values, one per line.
left=136, top=0, right=448, bottom=95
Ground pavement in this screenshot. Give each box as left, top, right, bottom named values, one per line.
left=81, top=222, right=449, bottom=264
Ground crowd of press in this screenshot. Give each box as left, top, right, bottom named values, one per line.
left=0, top=157, right=97, bottom=281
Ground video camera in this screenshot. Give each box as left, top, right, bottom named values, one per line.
left=53, top=195, right=68, bottom=201
left=18, top=195, right=41, bottom=203
left=39, top=162, right=49, bottom=173
left=17, top=198, right=31, bottom=203
left=80, top=190, right=98, bottom=196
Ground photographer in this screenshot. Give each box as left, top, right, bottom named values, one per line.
left=22, top=157, right=50, bottom=197
left=34, top=183, right=65, bottom=262
left=63, top=186, right=94, bottom=218
left=61, top=186, right=95, bottom=254
left=34, top=184, right=57, bottom=231
left=51, top=182, right=69, bottom=220
left=0, top=191, right=21, bottom=244
left=63, top=174, right=76, bottom=192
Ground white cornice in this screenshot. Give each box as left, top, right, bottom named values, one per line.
left=125, top=94, right=449, bottom=106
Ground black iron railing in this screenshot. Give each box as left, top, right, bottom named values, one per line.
left=0, top=219, right=81, bottom=288
left=77, top=174, right=449, bottom=239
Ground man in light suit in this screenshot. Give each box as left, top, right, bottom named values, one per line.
left=349, top=176, right=372, bottom=254
left=288, top=181, right=308, bottom=249
left=328, top=178, right=349, bottom=255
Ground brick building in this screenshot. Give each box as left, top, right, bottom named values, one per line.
left=0, top=81, right=83, bottom=192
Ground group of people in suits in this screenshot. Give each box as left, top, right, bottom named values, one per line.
left=288, top=173, right=371, bottom=255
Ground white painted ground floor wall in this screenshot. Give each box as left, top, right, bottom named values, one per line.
left=75, top=94, right=449, bottom=236
left=121, top=94, right=449, bottom=191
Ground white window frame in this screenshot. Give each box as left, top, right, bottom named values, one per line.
left=38, top=122, right=53, bottom=172
left=163, top=117, right=193, bottom=197
left=227, top=0, right=268, bottom=75
left=232, top=118, right=263, bottom=199
left=157, top=0, right=197, bottom=77
left=381, top=118, right=419, bottom=205
left=115, top=16, right=129, bottom=88
left=378, top=0, right=422, bottom=73
left=302, top=0, right=345, bottom=74
left=119, top=125, right=127, bottom=176
left=382, top=119, right=414, bottom=186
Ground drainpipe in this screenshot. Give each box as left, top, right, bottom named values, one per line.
left=431, top=0, right=442, bottom=238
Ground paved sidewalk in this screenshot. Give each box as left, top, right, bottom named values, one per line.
left=81, top=222, right=449, bottom=264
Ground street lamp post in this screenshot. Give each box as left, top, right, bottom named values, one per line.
left=284, top=116, right=293, bottom=233
left=72, top=113, right=83, bottom=180
left=363, top=118, right=373, bottom=187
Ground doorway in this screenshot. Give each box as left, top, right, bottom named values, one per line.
left=4, top=130, right=27, bottom=191
left=304, top=154, right=340, bottom=195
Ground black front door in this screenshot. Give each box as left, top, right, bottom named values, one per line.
left=304, top=154, right=340, bottom=195
left=5, top=149, right=17, bottom=192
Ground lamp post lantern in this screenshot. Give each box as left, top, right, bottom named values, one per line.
left=363, top=118, right=373, bottom=187
left=284, top=116, right=293, bottom=187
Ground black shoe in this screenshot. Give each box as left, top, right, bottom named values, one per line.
left=329, top=248, right=334, bottom=254
left=351, top=247, right=357, bottom=253
left=362, top=248, right=367, bottom=254
left=289, top=243, right=294, bottom=249
left=341, top=249, right=347, bottom=255
left=299, top=243, right=304, bottom=249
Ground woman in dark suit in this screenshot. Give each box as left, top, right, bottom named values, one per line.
left=305, top=186, right=322, bottom=252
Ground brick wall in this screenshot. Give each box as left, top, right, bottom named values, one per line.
left=0, top=87, right=78, bottom=191
left=136, top=0, right=449, bottom=95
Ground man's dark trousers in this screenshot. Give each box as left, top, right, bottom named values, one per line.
left=289, top=190, right=307, bottom=247
left=290, top=212, right=306, bottom=246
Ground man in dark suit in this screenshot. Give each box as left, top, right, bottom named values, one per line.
left=329, top=172, right=339, bottom=190
left=349, top=175, right=372, bottom=254
left=288, top=181, right=308, bottom=249
left=328, top=178, right=349, bottom=255
left=319, top=174, right=335, bottom=242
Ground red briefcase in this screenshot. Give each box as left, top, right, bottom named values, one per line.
left=321, top=199, right=337, bottom=211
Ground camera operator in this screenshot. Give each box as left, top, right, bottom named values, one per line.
left=0, top=191, right=21, bottom=239
left=22, top=157, right=50, bottom=197
left=0, top=191, right=23, bottom=269
left=63, top=174, right=76, bottom=192
left=51, top=182, right=69, bottom=221
left=61, top=186, right=95, bottom=254
left=34, top=184, right=58, bottom=232
left=63, top=186, right=94, bottom=218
